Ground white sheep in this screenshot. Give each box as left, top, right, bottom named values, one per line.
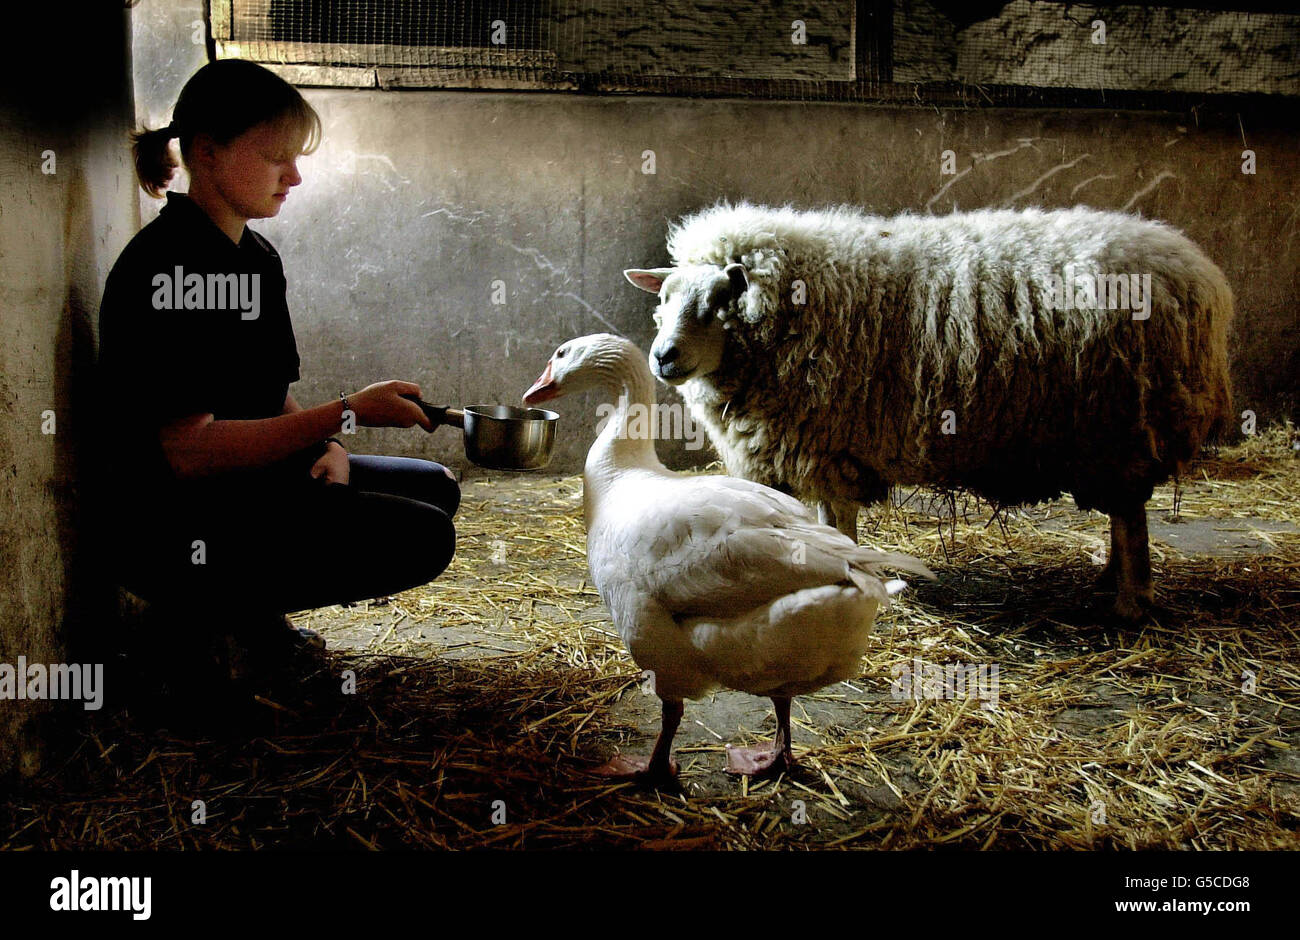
left=626, top=202, right=1234, bottom=621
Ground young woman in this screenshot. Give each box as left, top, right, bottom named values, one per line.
left=98, top=59, right=458, bottom=658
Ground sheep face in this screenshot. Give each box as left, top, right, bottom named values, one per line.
left=625, top=263, right=748, bottom=386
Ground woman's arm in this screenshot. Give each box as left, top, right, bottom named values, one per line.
left=159, top=380, right=431, bottom=479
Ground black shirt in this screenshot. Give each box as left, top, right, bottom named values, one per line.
left=97, top=192, right=309, bottom=509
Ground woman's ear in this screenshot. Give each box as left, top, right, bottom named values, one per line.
left=186, top=132, right=218, bottom=172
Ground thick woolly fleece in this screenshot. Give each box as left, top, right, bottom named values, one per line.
left=663, top=202, right=1233, bottom=515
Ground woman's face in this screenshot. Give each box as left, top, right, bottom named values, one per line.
left=202, top=120, right=304, bottom=220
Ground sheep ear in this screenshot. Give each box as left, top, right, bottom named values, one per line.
left=723, top=262, right=749, bottom=299
left=624, top=268, right=673, bottom=294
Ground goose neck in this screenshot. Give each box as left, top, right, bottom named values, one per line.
left=587, top=352, right=660, bottom=482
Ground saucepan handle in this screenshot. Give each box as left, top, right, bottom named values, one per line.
left=401, top=394, right=465, bottom=430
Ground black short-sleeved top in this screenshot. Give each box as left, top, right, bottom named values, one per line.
left=97, top=192, right=310, bottom=510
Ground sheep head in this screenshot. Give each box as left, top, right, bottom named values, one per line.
left=623, top=263, right=748, bottom=386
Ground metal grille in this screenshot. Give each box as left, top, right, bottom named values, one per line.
left=210, top=1, right=1300, bottom=107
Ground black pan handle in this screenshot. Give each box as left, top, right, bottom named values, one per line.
left=401, top=394, right=465, bottom=431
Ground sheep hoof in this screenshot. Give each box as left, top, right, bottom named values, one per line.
left=1111, top=597, right=1144, bottom=623
left=1094, top=564, right=1117, bottom=591
left=1110, top=590, right=1154, bottom=624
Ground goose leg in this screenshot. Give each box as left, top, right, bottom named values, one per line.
left=592, top=699, right=683, bottom=786
left=725, top=696, right=796, bottom=776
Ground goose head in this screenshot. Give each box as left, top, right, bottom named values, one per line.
left=523, top=333, right=639, bottom=405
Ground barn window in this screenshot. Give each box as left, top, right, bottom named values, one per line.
left=210, top=0, right=874, bottom=91
left=209, top=1, right=1299, bottom=108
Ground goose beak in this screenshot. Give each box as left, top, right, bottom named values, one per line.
left=523, top=360, right=560, bottom=405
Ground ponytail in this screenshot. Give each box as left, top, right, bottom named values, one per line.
left=130, top=124, right=179, bottom=198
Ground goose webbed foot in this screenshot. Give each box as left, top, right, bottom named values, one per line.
left=724, top=743, right=795, bottom=776
left=725, top=696, right=796, bottom=777
left=591, top=753, right=680, bottom=788
left=590, top=698, right=683, bottom=789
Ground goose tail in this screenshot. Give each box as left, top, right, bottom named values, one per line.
left=845, top=549, right=936, bottom=601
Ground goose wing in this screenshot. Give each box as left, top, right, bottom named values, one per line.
left=596, top=476, right=929, bottom=619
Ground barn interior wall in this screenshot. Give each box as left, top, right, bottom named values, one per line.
left=131, top=4, right=1299, bottom=477
left=268, top=95, right=1297, bottom=474
left=0, top=8, right=136, bottom=777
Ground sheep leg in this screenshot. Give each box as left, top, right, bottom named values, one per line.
left=725, top=696, right=796, bottom=776
left=1108, top=505, right=1155, bottom=622
left=591, top=699, right=682, bottom=787
left=1095, top=523, right=1120, bottom=590
left=819, top=500, right=860, bottom=542
left=817, top=501, right=835, bottom=526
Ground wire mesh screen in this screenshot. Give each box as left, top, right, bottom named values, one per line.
left=210, top=1, right=1300, bottom=104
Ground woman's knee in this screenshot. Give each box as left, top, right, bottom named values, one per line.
left=408, top=460, right=460, bottom=516
left=413, top=504, right=456, bottom=581
left=348, top=454, right=461, bottom=516
left=431, top=467, right=460, bottom=517
left=364, top=495, right=456, bottom=586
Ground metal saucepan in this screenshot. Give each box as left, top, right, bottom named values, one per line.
left=402, top=395, right=559, bottom=471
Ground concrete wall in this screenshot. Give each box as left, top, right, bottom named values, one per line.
left=896, top=0, right=1300, bottom=94
left=0, top=8, right=136, bottom=777
left=134, top=6, right=1299, bottom=483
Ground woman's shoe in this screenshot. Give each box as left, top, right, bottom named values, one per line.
left=287, top=621, right=326, bottom=651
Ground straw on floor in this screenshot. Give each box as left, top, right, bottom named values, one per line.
left=2, top=425, right=1297, bottom=849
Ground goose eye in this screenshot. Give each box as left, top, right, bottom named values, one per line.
left=556, top=347, right=567, bottom=358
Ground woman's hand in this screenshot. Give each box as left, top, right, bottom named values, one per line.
left=310, top=440, right=350, bottom=485
left=348, top=380, right=434, bottom=430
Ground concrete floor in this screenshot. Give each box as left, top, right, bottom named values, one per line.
left=289, top=472, right=1298, bottom=800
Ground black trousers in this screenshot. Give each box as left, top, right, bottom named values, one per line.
left=116, top=454, right=459, bottom=617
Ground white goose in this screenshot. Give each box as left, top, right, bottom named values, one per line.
left=523, top=334, right=933, bottom=784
